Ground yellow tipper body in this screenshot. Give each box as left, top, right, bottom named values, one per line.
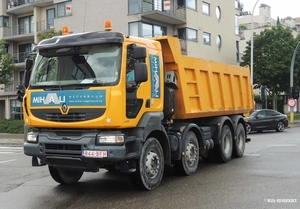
left=153, top=36, right=254, bottom=119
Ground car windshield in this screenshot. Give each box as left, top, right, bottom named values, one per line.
left=30, top=43, right=122, bottom=88
left=249, top=111, right=259, bottom=117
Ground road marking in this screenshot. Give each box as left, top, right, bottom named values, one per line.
left=0, top=147, right=23, bottom=155
left=267, top=144, right=298, bottom=147
left=0, top=147, right=23, bottom=150
left=0, top=159, right=16, bottom=164
left=244, top=153, right=260, bottom=156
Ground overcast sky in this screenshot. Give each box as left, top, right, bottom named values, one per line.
left=241, top=0, right=300, bottom=19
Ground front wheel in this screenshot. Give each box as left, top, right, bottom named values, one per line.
left=174, top=131, right=199, bottom=176
left=49, top=166, right=83, bottom=184
left=276, top=121, right=285, bottom=132
left=130, top=137, right=164, bottom=190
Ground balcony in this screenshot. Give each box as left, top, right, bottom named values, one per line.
left=141, top=0, right=186, bottom=25
left=3, top=23, right=34, bottom=41
left=7, top=0, right=53, bottom=14
left=13, top=51, right=31, bottom=64
left=36, top=19, right=54, bottom=33
left=0, top=81, right=22, bottom=93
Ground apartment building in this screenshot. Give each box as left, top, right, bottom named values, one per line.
left=239, top=3, right=300, bottom=57
left=0, top=0, right=243, bottom=119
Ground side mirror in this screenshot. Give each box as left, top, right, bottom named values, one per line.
left=133, top=46, right=146, bottom=59
left=134, top=63, right=148, bottom=83
left=24, top=58, right=33, bottom=88
left=25, top=58, right=33, bottom=71
left=24, top=70, right=32, bottom=88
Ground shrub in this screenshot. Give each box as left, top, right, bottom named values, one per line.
left=0, top=119, right=25, bottom=133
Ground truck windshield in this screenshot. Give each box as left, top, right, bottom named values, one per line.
left=30, top=43, right=122, bottom=88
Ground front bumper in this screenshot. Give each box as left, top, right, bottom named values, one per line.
left=23, top=131, right=141, bottom=172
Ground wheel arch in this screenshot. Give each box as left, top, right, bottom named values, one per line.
left=147, top=127, right=171, bottom=166
left=171, top=123, right=205, bottom=158
left=229, top=115, right=247, bottom=138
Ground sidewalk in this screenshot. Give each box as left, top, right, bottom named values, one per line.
left=0, top=133, right=24, bottom=145
left=1, top=120, right=300, bottom=146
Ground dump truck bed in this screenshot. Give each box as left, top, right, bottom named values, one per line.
left=153, top=36, right=254, bottom=119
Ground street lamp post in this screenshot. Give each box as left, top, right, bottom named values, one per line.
left=250, top=0, right=260, bottom=84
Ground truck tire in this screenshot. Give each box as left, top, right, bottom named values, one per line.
left=130, top=137, right=164, bottom=190
left=174, top=131, right=199, bottom=176
left=49, top=166, right=64, bottom=184
left=49, top=166, right=83, bottom=184
left=232, top=123, right=245, bottom=158
left=214, top=125, right=233, bottom=163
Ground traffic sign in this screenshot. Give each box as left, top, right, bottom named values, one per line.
left=288, top=98, right=296, bottom=108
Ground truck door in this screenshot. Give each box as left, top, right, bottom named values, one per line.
left=125, top=44, right=146, bottom=118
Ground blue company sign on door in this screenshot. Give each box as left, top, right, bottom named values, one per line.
left=149, top=54, right=160, bottom=98
left=30, top=90, right=106, bottom=106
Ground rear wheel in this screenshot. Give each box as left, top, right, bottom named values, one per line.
left=233, top=123, right=245, bottom=158
left=49, top=166, right=83, bottom=184
left=130, top=137, right=164, bottom=190
left=276, top=121, right=285, bottom=132
left=174, top=131, right=199, bottom=176
left=214, top=125, right=233, bottom=163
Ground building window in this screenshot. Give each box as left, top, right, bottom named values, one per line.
left=129, top=22, right=139, bottom=36
left=216, top=35, right=222, bottom=50
left=11, top=100, right=23, bottom=120
left=203, top=32, right=211, bottom=45
left=177, top=0, right=196, bottom=9
left=178, top=28, right=197, bottom=42
left=235, top=15, right=239, bottom=35
left=187, top=0, right=196, bottom=10
left=18, top=16, right=34, bottom=35
left=47, top=9, right=55, bottom=29
left=202, top=2, right=210, bottom=15
left=19, top=43, right=33, bottom=63
left=235, top=0, right=240, bottom=9
left=236, top=41, right=240, bottom=62
left=0, top=16, right=9, bottom=27
left=129, top=22, right=166, bottom=38
left=128, top=0, right=140, bottom=14
left=216, top=6, right=221, bottom=20
left=56, top=1, right=72, bottom=18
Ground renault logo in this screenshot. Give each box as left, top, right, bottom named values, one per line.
left=61, top=103, right=68, bottom=113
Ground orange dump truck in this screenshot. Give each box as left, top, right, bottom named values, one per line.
left=20, top=24, right=254, bottom=190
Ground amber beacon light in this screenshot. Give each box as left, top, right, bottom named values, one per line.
left=62, top=26, right=70, bottom=35
left=104, top=20, right=112, bottom=31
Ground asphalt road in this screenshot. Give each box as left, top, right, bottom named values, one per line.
left=0, top=127, right=300, bottom=209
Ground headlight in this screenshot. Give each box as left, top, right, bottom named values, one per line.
left=96, top=135, right=124, bottom=144
left=27, top=132, right=38, bottom=143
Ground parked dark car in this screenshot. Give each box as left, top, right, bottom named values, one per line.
left=244, top=109, right=288, bottom=134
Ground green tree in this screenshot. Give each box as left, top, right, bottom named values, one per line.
left=240, top=25, right=298, bottom=109
left=37, top=28, right=62, bottom=43
left=294, top=34, right=300, bottom=87
left=0, top=40, right=17, bottom=85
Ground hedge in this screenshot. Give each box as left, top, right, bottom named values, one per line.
left=0, top=119, right=25, bottom=134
